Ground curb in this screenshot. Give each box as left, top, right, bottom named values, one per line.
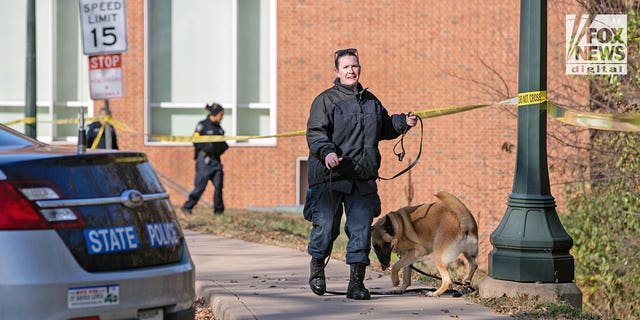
left=197, top=280, right=257, bottom=320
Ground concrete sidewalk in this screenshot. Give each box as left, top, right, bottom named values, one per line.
left=185, top=230, right=511, bottom=320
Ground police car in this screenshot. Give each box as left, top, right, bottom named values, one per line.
left=0, top=124, right=195, bottom=319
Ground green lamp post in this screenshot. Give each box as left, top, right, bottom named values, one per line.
left=480, top=0, right=582, bottom=308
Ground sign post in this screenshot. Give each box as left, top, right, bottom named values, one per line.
left=79, top=0, right=127, bottom=150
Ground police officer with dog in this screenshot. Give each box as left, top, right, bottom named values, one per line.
left=304, top=48, right=417, bottom=300
left=182, top=103, right=228, bottom=215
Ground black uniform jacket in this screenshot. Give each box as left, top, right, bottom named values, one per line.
left=86, top=121, right=118, bottom=149
left=306, top=78, right=410, bottom=193
left=193, top=118, right=229, bottom=160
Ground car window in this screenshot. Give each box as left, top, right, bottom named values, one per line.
left=0, top=125, right=38, bottom=149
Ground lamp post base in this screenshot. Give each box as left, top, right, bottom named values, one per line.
left=478, top=276, right=582, bottom=310
left=489, top=193, right=575, bottom=282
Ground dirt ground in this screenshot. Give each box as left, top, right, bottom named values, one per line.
left=194, top=296, right=215, bottom=320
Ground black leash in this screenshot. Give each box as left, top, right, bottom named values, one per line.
left=410, top=265, right=477, bottom=292
left=378, top=114, right=423, bottom=181
left=320, top=260, right=473, bottom=297
left=346, top=114, right=424, bottom=181
left=324, top=287, right=463, bottom=296
left=325, top=114, right=423, bottom=202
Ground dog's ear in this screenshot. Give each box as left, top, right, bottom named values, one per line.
left=387, top=212, right=403, bottom=236
left=383, top=216, right=395, bottom=237
left=381, top=232, right=394, bottom=242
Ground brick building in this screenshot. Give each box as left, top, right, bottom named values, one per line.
left=1, top=0, right=586, bottom=265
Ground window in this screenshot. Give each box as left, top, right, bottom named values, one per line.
left=297, top=157, right=308, bottom=206
left=0, top=1, right=92, bottom=143
left=146, top=0, right=277, bottom=146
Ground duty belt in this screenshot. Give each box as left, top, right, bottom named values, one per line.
left=198, top=150, right=219, bottom=160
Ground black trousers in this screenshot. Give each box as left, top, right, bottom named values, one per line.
left=183, top=153, right=224, bottom=213
left=303, top=182, right=381, bottom=265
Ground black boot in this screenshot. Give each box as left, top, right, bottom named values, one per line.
left=346, top=263, right=370, bottom=300
left=309, top=258, right=326, bottom=295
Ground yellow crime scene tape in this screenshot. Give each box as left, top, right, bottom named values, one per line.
left=2, top=115, right=135, bottom=133
left=5, top=94, right=640, bottom=142
left=518, top=90, right=547, bottom=106
left=100, top=116, right=136, bottom=133
left=148, top=130, right=308, bottom=143
left=548, top=103, right=640, bottom=131
left=519, top=90, right=640, bottom=132
left=3, top=117, right=37, bottom=126
left=149, top=99, right=517, bottom=143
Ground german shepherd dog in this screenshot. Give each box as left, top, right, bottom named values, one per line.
left=371, top=191, right=478, bottom=297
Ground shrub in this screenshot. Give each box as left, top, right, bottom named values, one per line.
left=562, top=132, right=640, bottom=320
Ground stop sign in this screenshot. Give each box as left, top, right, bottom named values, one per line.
left=89, top=53, right=123, bottom=100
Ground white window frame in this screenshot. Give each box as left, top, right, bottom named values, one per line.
left=0, top=0, right=93, bottom=144
left=143, top=0, right=278, bottom=147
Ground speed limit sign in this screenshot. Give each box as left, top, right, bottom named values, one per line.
left=79, top=0, right=128, bottom=55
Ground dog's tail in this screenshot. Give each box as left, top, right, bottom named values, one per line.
left=434, top=191, right=478, bottom=236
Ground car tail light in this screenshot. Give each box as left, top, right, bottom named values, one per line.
left=0, top=181, right=85, bottom=230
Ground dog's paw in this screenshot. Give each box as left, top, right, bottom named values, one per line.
left=390, top=287, right=405, bottom=295
left=391, top=274, right=400, bottom=286
left=454, top=283, right=476, bottom=295
left=424, top=291, right=441, bottom=298
left=418, top=290, right=435, bottom=297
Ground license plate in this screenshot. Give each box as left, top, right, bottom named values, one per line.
left=68, top=284, right=119, bottom=309
left=138, top=308, right=163, bottom=320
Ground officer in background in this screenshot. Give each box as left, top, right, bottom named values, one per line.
left=181, top=103, right=229, bottom=215
left=86, top=108, right=119, bottom=149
